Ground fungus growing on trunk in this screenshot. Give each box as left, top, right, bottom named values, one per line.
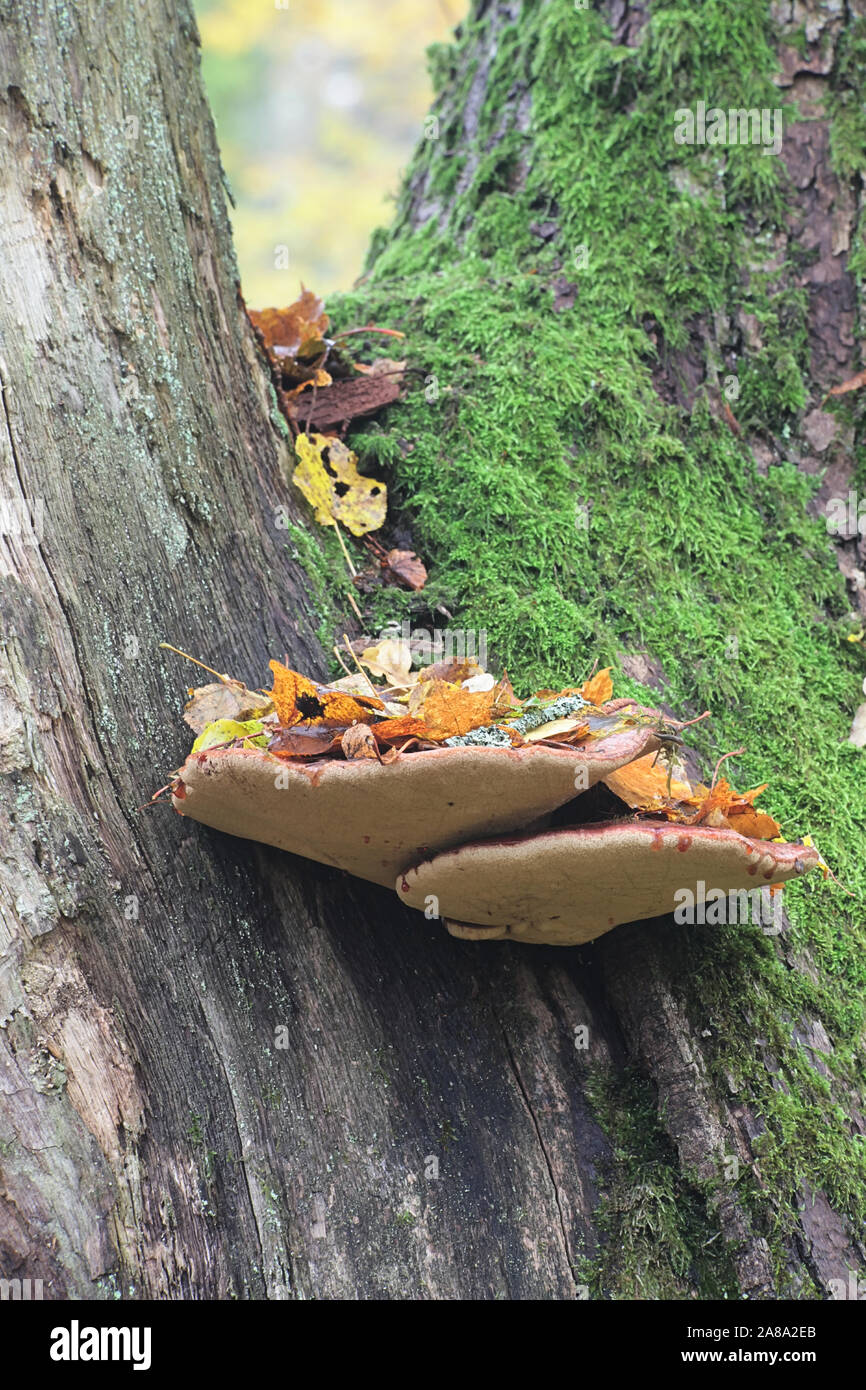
left=166, top=654, right=825, bottom=945
left=396, top=821, right=822, bottom=946
left=171, top=725, right=661, bottom=889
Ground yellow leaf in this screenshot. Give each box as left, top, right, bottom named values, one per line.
left=292, top=432, right=387, bottom=536
left=522, top=717, right=589, bottom=743
left=191, top=718, right=268, bottom=753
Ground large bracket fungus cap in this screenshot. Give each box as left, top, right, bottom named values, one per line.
left=396, top=822, right=822, bottom=945
left=171, top=724, right=661, bottom=888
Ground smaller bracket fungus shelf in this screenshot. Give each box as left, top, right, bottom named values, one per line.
left=397, top=822, right=820, bottom=946
left=166, top=652, right=824, bottom=946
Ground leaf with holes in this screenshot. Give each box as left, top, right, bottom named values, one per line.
left=269, top=659, right=385, bottom=729
left=292, top=432, right=387, bottom=536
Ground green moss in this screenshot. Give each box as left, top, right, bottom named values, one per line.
left=281, top=518, right=356, bottom=657
left=583, top=1067, right=739, bottom=1299
left=280, top=0, right=865, bottom=1289
left=826, top=16, right=866, bottom=283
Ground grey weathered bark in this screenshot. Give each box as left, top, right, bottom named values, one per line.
left=0, top=0, right=862, bottom=1301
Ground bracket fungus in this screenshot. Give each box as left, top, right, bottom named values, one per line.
left=397, top=822, right=821, bottom=946
left=167, top=653, right=824, bottom=946
left=172, top=727, right=661, bottom=889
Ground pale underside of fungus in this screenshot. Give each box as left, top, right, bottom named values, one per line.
left=172, top=726, right=822, bottom=946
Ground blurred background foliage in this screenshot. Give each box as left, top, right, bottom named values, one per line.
left=196, top=0, right=459, bottom=305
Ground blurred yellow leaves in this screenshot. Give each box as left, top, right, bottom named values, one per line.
left=196, top=0, right=460, bottom=298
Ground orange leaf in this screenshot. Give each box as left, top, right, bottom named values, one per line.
left=286, top=368, right=333, bottom=398
left=409, top=678, right=512, bottom=739
left=604, top=752, right=692, bottom=809
left=581, top=667, right=614, bottom=705
left=269, top=660, right=384, bottom=729
left=726, top=809, right=781, bottom=840
left=369, top=716, right=432, bottom=745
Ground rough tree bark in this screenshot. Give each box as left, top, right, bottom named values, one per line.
left=0, top=0, right=862, bottom=1300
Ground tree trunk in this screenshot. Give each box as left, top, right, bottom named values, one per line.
left=0, top=0, right=863, bottom=1301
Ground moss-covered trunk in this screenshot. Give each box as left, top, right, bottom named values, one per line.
left=0, top=0, right=863, bottom=1300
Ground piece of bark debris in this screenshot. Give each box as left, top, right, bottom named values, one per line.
left=293, top=373, right=403, bottom=431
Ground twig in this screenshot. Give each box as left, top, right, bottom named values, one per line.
left=160, top=643, right=235, bottom=687
left=342, top=632, right=379, bottom=697
left=332, top=645, right=356, bottom=681
left=677, top=711, right=711, bottom=731
left=710, top=746, right=745, bottom=793
left=134, top=783, right=175, bottom=811
left=333, top=325, right=405, bottom=341
left=332, top=518, right=357, bottom=576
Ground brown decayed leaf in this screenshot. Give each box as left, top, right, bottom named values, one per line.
left=249, top=291, right=330, bottom=379
left=183, top=681, right=274, bottom=734
left=293, top=374, right=402, bottom=431
left=490, top=671, right=520, bottom=718
left=268, top=725, right=343, bottom=759
left=417, top=656, right=484, bottom=685
left=522, top=717, right=590, bottom=744
left=722, top=399, right=741, bottom=436
left=269, top=660, right=384, bottom=729
left=380, top=549, right=428, bottom=591
left=823, top=368, right=866, bottom=403
left=363, top=358, right=407, bottom=378
left=341, top=724, right=381, bottom=761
